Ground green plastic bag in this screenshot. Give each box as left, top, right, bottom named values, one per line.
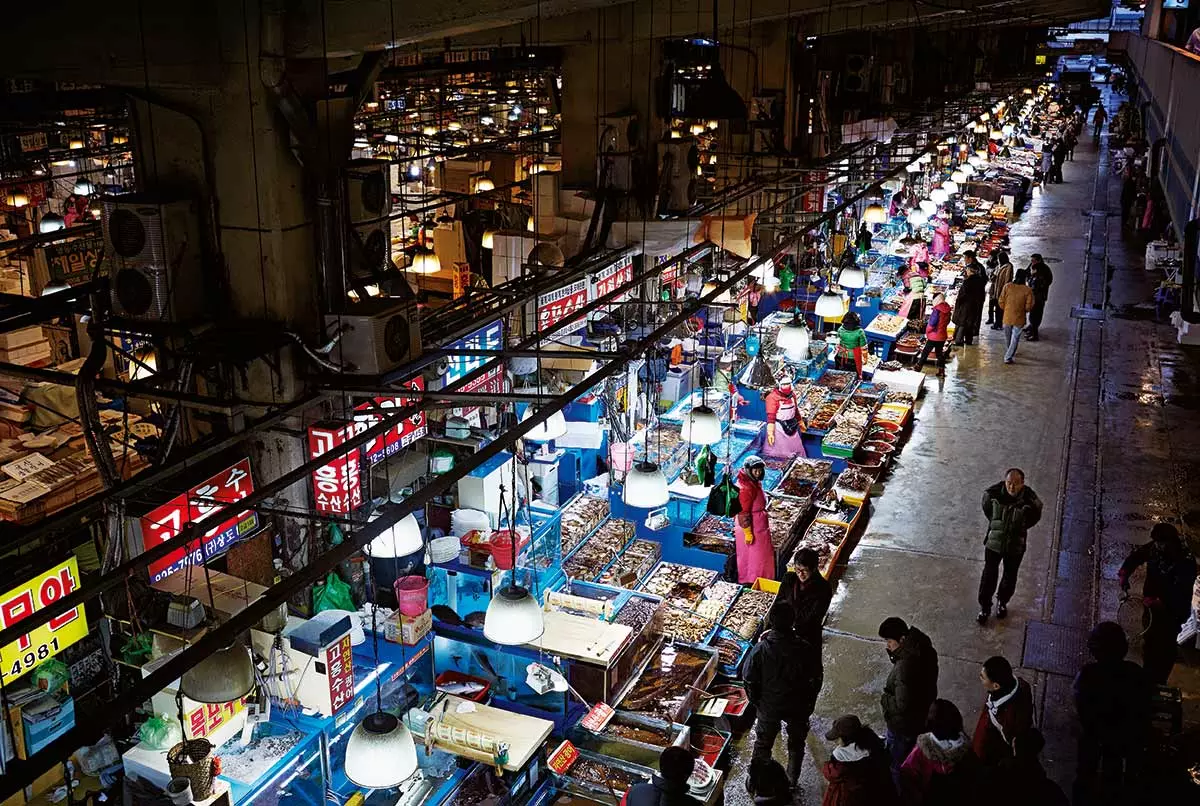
left=312, top=571, right=355, bottom=613
left=120, top=632, right=153, bottom=665
left=139, top=713, right=182, bottom=750
left=31, top=659, right=68, bottom=692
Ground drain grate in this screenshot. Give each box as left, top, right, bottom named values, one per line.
left=1071, top=304, right=1107, bottom=321
left=1023, top=621, right=1089, bottom=676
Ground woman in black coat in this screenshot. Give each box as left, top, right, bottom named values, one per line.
left=952, top=264, right=988, bottom=346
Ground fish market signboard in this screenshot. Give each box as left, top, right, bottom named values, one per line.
left=444, top=320, right=505, bottom=419
left=537, top=278, right=588, bottom=334
left=1, top=557, right=88, bottom=684
left=589, top=257, right=633, bottom=311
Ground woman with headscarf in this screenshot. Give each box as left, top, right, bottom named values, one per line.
left=763, top=376, right=806, bottom=460
left=735, top=455, right=776, bottom=584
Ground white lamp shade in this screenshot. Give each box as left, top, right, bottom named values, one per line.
left=475, top=175, right=495, bottom=192
left=38, top=213, right=66, bottom=234
left=919, top=199, right=937, bottom=215
left=929, top=188, right=949, bottom=204
left=905, top=162, right=922, bottom=173
left=907, top=209, right=929, bottom=226
left=950, top=170, right=967, bottom=183
left=623, top=461, right=669, bottom=508
left=345, top=712, right=419, bottom=788
left=814, top=291, right=845, bottom=319
left=960, top=163, right=976, bottom=177
left=481, top=229, right=496, bottom=249
left=527, top=216, right=535, bottom=232
left=862, top=203, right=887, bottom=224
left=367, top=513, right=424, bottom=558
left=943, top=180, right=959, bottom=195
left=776, top=320, right=810, bottom=358
left=483, top=584, right=545, bottom=644
left=522, top=408, right=567, bottom=442
left=686, top=405, right=722, bottom=446
left=72, top=179, right=94, bottom=195
left=180, top=643, right=255, bottom=703
left=838, top=265, right=867, bottom=289
left=409, top=251, right=441, bottom=274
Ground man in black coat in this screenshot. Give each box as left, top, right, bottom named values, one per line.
left=624, top=746, right=703, bottom=806
left=743, top=601, right=823, bottom=790
left=878, top=617, right=939, bottom=785
left=953, top=260, right=988, bottom=346
left=785, top=548, right=833, bottom=644
left=1119, top=522, right=1198, bottom=683
left=1024, top=255, right=1053, bottom=341
left=978, top=469, right=1044, bottom=624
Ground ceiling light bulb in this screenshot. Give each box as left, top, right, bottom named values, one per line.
left=180, top=643, right=255, bottom=703
left=345, top=712, right=419, bottom=789
left=685, top=405, right=722, bottom=446
left=776, top=318, right=811, bottom=360
left=483, top=584, right=544, bottom=645
left=814, top=290, right=845, bottom=319
left=707, top=120, right=719, bottom=130
left=5, top=191, right=29, bottom=208
left=366, top=513, right=424, bottom=558
left=409, top=251, right=441, bottom=274
left=838, top=265, right=867, bottom=289
left=38, top=213, right=66, bottom=234
left=622, top=461, right=669, bottom=508
left=481, top=229, right=496, bottom=249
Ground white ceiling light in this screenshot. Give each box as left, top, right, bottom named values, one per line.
left=474, top=174, right=495, bottom=192
left=862, top=203, right=888, bottom=224
left=481, top=229, right=496, bottom=250
left=960, top=162, right=976, bottom=177
left=366, top=513, right=424, bottom=559
left=814, top=290, right=845, bottom=319
left=483, top=583, right=545, bottom=645
left=686, top=405, right=722, bottom=446
left=776, top=318, right=811, bottom=362
left=919, top=199, right=937, bottom=215
left=409, top=250, right=441, bottom=274
left=942, top=180, right=959, bottom=195
left=38, top=213, right=66, bottom=234
left=623, top=461, right=669, bottom=508
left=72, top=178, right=94, bottom=195
left=345, top=712, right=419, bottom=789
left=522, top=408, right=567, bottom=442
left=180, top=643, right=255, bottom=703
left=907, top=209, right=929, bottom=226
left=950, top=170, right=967, bottom=183
left=838, top=265, right=867, bottom=289
left=929, top=188, right=949, bottom=204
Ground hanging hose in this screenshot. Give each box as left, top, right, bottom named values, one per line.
left=155, top=359, right=194, bottom=465
left=77, top=294, right=120, bottom=488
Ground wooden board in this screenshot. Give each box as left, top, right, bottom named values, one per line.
left=431, top=694, right=555, bottom=771
left=527, top=610, right=632, bottom=666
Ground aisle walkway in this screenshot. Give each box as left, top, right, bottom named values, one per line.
left=727, top=88, right=1200, bottom=803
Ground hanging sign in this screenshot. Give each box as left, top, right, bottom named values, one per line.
left=185, top=698, right=247, bottom=740
left=0, top=557, right=88, bottom=684
left=40, top=235, right=104, bottom=284
left=444, top=320, right=505, bottom=419
left=353, top=375, right=428, bottom=466
left=452, top=262, right=472, bottom=299
left=589, top=257, right=634, bottom=309
left=801, top=170, right=827, bottom=213
left=580, top=702, right=616, bottom=733
left=326, top=633, right=355, bottom=714
left=141, top=459, right=260, bottom=583
left=308, top=422, right=363, bottom=516
left=537, top=278, right=588, bottom=333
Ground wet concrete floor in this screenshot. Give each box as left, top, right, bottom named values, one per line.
left=723, top=89, right=1200, bottom=803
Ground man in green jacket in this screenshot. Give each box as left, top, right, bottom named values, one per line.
left=977, top=468, right=1043, bottom=624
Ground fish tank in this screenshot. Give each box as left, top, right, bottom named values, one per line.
left=431, top=633, right=573, bottom=720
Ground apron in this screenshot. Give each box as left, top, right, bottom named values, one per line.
left=765, top=396, right=807, bottom=460
left=735, top=482, right=776, bottom=584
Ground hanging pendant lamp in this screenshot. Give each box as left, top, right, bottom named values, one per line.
left=942, top=180, right=959, bottom=195
left=814, top=290, right=845, bottom=319
left=929, top=188, right=949, bottom=204
left=918, top=199, right=938, bottom=215
left=484, top=583, right=545, bottom=645
left=345, top=712, right=419, bottom=788
left=950, top=170, right=967, bottom=183
left=776, top=317, right=811, bottom=358
left=38, top=213, right=65, bottom=234
left=686, top=405, right=722, bottom=446
left=366, top=513, right=424, bottom=559
left=522, top=408, right=567, bottom=442
left=409, top=249, right=441, bottom=274
left=907, top=209, right=928, bottom=226
left=623, top=460, right=669, bottom=508
left=180, top=643, right=255, bottom=703
left=862, top=203, right=887, bottom=224
left=838, top=265, right=867, bottom=289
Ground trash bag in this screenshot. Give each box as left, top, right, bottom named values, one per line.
left=31, top=658, right=68, bottom=692
left=707, top=474, right=741, bottom=517
left=140, top=714, right=183, bottom=750
left=312, top=571, right=356, bottom=613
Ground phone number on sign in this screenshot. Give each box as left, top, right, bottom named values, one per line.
left=149, top=516, right=259, bottom=584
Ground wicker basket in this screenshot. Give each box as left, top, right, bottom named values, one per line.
left=167, top=738, right=214, bottom=800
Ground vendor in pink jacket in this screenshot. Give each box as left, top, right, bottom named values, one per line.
left=735, top=455, right=775, bottom=584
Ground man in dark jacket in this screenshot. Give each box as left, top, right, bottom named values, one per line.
left=744, top=601, right=823, bottom=790
left=952, top=261, right=988, bottom=346
left=1072, top=622, right=1151, bottom=805
left=1024, top=255, right=1053, bottom=341
left=786, top=549, right=833, bottom=644
left=974, top=656, right=1034, bottom=765
left=1118, top=522, right=1198, bottom=683
left=977, top=468, right=1043, bottom=624
left=623, top=746, right=703, bottom=806
left=878, top=617, right=939, bottom=785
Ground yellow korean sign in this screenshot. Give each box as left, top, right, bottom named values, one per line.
left=0, top=557, right=88, bottom=684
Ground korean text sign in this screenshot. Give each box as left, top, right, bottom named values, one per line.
left=444, top=320, right=505, bottom=418
left=308, top=422, right=363, bottom=515
left=0, top=557, right=88, bottom=684
left=589, top=257, right=634, bottom=309
left=537, top=278, right=588, bottom=334
left=141, top=459, right=260, bottom=583
left=353, top=375, right=428, bottom=466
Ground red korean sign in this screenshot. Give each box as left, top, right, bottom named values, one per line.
left=547, top=740, right=580, bottom=774
left=580, top=702, right=615, bottom=733
left=452, top=363, right=506, bottom=419
left=589, top=257, right=633, bottom=309
left=801, top=170, right=826, bottom=213
left=353, top=375, right=428, bottom=466
left=141, top=459, right=260, bottom=583
left=185, top=698, right=247, bottom=740
left=537, top=278, right=588, bottom=334
left=308, top=421, right=363, bottom=515
left=326, top=633, right=355, bottom=714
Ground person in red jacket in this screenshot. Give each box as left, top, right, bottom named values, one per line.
left=734, top=455, right=775, bottom=584
left=915, top=293, right=952, bottom=377
left=973, top=656, right=1034, bottom=765
left=821, top=715, right=896, bottom=806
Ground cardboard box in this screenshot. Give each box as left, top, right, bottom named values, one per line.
left=21, top=693, right=74, bottom=757
left=0, top=327, right=44, bottom=350
left=384, top=608, right=432, bottom=645
left=152, top=569, right=267, bottom=621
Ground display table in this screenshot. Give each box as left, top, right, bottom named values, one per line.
left=528, top=610, right=632, bottom=664
left=870, top=368, right=926, bottom=397
left=424, top=694, right=555, bottom=772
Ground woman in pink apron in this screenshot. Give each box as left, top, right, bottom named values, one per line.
left=735, top=455, right=775, bottom=584
left=764, top=378, right=807, bottom=460
left=931, top=217, right=951, bottom=259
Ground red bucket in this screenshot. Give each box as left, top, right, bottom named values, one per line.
left=488, top=529, right=528, bottom=570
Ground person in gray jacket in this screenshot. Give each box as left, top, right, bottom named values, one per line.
left=878, top=617, right=939, bottom=786
left=977, top=468, right=1043, bottom=624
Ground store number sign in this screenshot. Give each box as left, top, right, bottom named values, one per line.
left=308, top=421, right=363, bottom=515
left=186, top=698, right=247, bottom=740
left=352, top=376, right=428, bottom=466
left=141, top=459, right=260, bottom=583
left=537, top=279, right=588, bottom=334
left=0, top=557, right=88, bottom=684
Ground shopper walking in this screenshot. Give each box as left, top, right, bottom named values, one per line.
left=900, top=700, right=980, bottom=806
left=744, top=602, right=823, bottom=791
left=1072, top=622, right=1151, bottom=805
left=977, top=468, right=1043, bottom=623
left=821, top=715, right=896, bottom=806
left=1050, top=139, right=1067, bottom=184
left=624, top=746, right=704, bottom=806
left=997, top=269, right=1035, bottom=364
left=987, top=250, right=1013, bottom=329
left=915, top=293, right=952, bottom=377
left=984, top=730, right=1068, bottom=806
left=1024, top=255, right=1053, bottom=341
left=734, top=455, right=776, bottom=584
left=1118, top=522, right=1198, bottom=684
left=783, top=548, right=833, bottom=644
left=878, top=617, right=939, bottom=785
left=973, top=656, right=1034, bottom=766
left=952, top=263, right=987, bottom=346
left=1093, top=105, right=1107, bottom=140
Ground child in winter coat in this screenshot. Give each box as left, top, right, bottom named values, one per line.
left=900, top=699, right=979, bottom=806
left=821, top=715, right=896, bottom=806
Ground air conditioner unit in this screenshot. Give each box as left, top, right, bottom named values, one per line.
left=345, top=159, right=393, bottom=286
left=102, top=195, right=203, bottom=322
left=843, top=54, right=870, bottom=93
left=598, top=114, right=639, bottom=191
left=324, top=297, right=421, bottom=375
left=657, top=140, right=700, bottom=213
